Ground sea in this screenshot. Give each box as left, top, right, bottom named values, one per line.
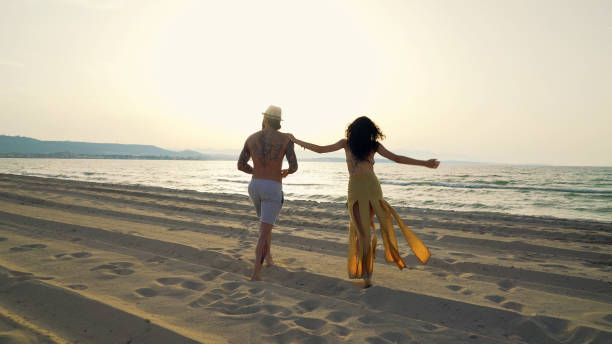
left=0, top=158, right=610, bottom=223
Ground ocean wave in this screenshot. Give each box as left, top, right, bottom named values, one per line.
left=216, top=178, right=249, bottom=184
left=379, top=180, right=612, bottom=195
left=21, top=172, right=73, bottom=179
left=470, top=179, right=511, bottom=186
left=216, top=178, right=324, bottom=187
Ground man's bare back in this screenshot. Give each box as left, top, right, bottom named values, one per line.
left=237, top=109, right=298, bottom=281
left=238, top=128, right=297, bottom=182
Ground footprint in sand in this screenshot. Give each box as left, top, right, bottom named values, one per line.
left=146, top=256, right=168, bottom=264
left=331, top=324, right=351, bottom=337
left=231, top=291, right=248, bottom=299
left=90, top=262, right=134, bottom=276
left=432, top=272, right=448, bottom=278
left=262, top=305, right=292, bottom=317
left=497, top=279, right=516, bottom=292
left=485, top=295, right=506, bottom=303
left=294, top=317, right=327, bottom=331
left=181, top=280, right=206, bottom=291
left=9, top=244, right=47, bottom=252
left=381, top=331, right=412, bottom=343
left=422, top=323, right=439, bottom=331
left=189, top=292, right=224, bottom=308
left=248, top=287, right=264, bottom=296
left=358, top=314, right=385, bottom=325
left=0, top=237, right=7, bottom=242
left=54, top=253, right=70, bottom=260
left=280, top=258, right=297, bottom=265
left=502, top=301, right=523, bottom=312
left=234, top=294, right=259, bottom=307
left=297, top=300, right=320, bottom=312
left=446, top=285, right=473, bottom=295
left=259, top=315, right=290, bottom=335
left=220, top=273, right=242, bottom=282
left=200, top=270, right=224, bottom=281
left=68, top=284, right=88, bottom=290
left=326, top=311, right=351, bottom=323
left=55, top=252, right=92, bottom=260
left=156, top=277, right=184, bottom=286
left=135, top=288, right=158, bottom=297
left=189, top=285, right=266, bottom=317
left=221, top=282, right=242, bottom=291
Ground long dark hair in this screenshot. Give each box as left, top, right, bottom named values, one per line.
left=345, top=116, right=385, bottom=161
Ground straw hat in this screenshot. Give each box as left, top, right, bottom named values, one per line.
left=262, top=105, right=282, bottom=121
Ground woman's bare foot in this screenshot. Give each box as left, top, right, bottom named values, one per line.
left=363, top=278, right=372, bottom=288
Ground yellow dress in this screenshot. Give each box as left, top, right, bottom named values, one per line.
left=347, top=172, right=430, bottom=279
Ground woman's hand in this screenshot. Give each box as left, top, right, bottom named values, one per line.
left=284, top=133, right=296, bottom=142
left=425, top=159, right=440, bottom=169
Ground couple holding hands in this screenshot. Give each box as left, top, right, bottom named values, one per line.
left=237, top=105, right=439, bottom=287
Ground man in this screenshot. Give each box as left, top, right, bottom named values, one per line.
left=237, top=105, right=298, bottom=281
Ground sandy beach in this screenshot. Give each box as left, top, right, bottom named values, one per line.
left=0, top=173, right=610, bottom=343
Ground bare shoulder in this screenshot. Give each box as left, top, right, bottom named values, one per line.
left=274, top=130, right=289, bottom=139
left=272, top=131, right=290, bottom=144
left=246, top=131, right=263, bottom=143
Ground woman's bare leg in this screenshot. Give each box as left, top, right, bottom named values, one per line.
left=352, top=201, right=373, bottom=288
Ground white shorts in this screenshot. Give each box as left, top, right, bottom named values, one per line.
left=248, top=178, right=284, bottom=225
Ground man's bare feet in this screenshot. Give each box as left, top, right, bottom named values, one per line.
left=265, top=255, right=274, bottom=267
left=250, top=275, right=262, bottom=281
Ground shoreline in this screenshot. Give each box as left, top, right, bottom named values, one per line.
left=2, top=156, right=612, bottom=168
left=3, top=172, right=611, bottom=228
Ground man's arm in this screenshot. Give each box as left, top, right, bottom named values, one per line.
left=285, top=141, right=298, bottom=174
left=237, top=141, right=254, bottom=174
left=286, top=134, right=345, bottom=154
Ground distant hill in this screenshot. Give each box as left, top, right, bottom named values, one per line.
left=0, top=135, right=493, bottom=164
left=0, top=135, right=208, bottom=159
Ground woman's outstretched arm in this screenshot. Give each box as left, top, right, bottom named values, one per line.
left=377, top=143, right=440, bottom=168
left=285, top=134, right=345, bottom=154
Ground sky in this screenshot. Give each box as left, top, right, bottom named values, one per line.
left=1, top=0, right=610, bottom=166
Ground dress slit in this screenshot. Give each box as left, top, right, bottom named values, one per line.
left=346, top=172, right=430, bottom=279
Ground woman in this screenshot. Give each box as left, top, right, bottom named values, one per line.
left=286, top=116, right=439, bottom=288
